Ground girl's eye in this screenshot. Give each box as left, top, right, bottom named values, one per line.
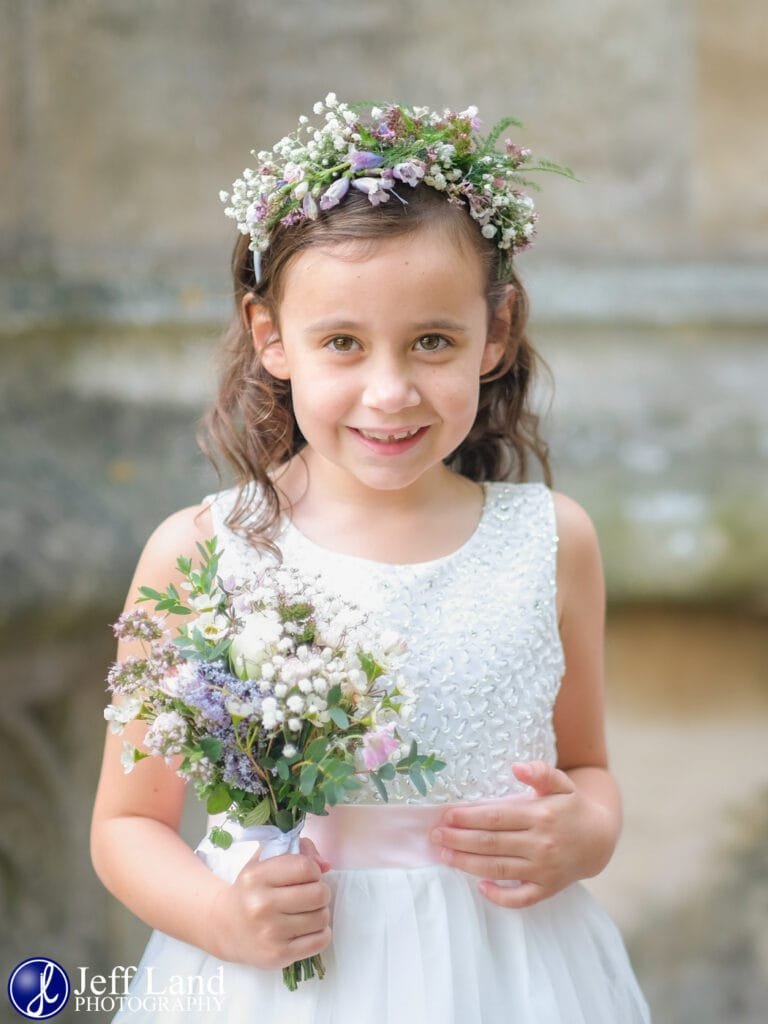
left=325, top=336, right=360, bottom=353
left=414, top=334, right=451, bottom=352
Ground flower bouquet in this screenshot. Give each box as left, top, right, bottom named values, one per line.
left=105, top=537, right=445, bottom=990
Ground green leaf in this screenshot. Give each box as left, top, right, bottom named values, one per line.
left=359, top=651, right=384, bottom=682
left=199, top=737, right=223, bottom=761
left=138, top=585, right=165, bottom=602
left=328, top=706, right=349, bottom=729
left=276, top=759, right=290, bottom=781
left=206, top=785, right=233, bottom=815
left=377, top=762, right=396, bottom=781
left=483, top=115, right=523, bottom=151
left=241, top=798, right=272, bottom=827
left=327, top=684, right=342, bottom=705
left=281, top=601, right=314, bottom=622
left=299, top=763, right=319, bottom=796
left=370, top=772, right=389, bottom=803
left=275, top=809, right=294, bottom=833
left=305, top=738, right=327, bottom=762
left=209, top=826, right=233, bottom=850
left=323, top=782, right=342, bottom=805
left=409, top=768, right=427, bottom=796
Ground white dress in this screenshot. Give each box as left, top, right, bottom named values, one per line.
left=113, top=481, right=651, bottom=1023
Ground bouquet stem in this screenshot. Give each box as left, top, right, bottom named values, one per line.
left=283, top=953, right=326, bottom=991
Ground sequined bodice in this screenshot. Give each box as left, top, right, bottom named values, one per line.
left=203, top=481, right=564, bottom=804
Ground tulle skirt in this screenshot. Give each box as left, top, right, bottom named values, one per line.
left=112, top=804, right=651, bottom=1024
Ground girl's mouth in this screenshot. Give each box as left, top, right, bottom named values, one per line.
left=349, top=426, right=429, bottom=455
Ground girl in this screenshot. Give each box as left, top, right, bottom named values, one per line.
left=91, top=97, right=651, bottom=1022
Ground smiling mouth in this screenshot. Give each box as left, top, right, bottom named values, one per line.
left=355, top=426, right=424, bottom=443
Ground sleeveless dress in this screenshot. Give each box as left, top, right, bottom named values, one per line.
left=113, top=481, right=651, bottom=1023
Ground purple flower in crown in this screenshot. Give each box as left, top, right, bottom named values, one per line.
left=302, top=192, right=319, bottom=220
left=374, top=122, right=396, bottom=141
left=348, top=150, right=385, bottom=171
left=319, top=176, right=350, bottom=210
left=392, top=160, right=427, bottom=187
left=245, top=200, right=268, bottom=225
left=351, top=175, right=395, bottom=206
left=280, top=210, right=304, bottom=227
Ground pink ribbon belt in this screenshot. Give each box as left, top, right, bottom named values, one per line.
left=301, top=796, right=529, bottom=870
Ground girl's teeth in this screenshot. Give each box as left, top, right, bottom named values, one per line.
left=360, top=427, right=421, bottom=442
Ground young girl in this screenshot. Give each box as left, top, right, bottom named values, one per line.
left=91, top=97, right=651, bottom=1023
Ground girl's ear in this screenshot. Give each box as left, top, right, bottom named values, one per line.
left=241, top=294, right=290, bottom=380
left=480, top=287, right=515, bottom=376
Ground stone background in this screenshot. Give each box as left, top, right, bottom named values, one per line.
left=2, top=0, right=767, bottom=325
left=2, top=2, right=767, bottom=1022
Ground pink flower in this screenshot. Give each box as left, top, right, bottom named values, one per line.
left=360, top=723, right=400, bottom=771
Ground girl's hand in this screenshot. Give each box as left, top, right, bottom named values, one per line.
left=208, top=837, right=333, bottom=969
left=430, top=761, right=616, bottom=909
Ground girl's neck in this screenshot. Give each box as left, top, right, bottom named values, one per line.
left=272, top=454, right=485, bottom=564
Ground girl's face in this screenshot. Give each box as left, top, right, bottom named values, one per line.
left=251, top=224, right=508, bottom=500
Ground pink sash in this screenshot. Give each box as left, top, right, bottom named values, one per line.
left=302, top=795, right=529, bottom=870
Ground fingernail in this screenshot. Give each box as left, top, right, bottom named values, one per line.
left=430, top=829, right=443, bottom=845
left=440, top=848, right=452, bottom=864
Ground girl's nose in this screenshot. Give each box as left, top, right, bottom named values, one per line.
left=361, top=362, right=421, bottom=413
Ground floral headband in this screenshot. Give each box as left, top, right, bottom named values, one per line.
left=220, top=94, right=574, bottom=283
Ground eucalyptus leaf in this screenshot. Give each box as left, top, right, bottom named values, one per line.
left=409, top=768, right=427, bottom=796
left=305, top=738, right=327, bottom=762
left=328, top=706, right=349, bottom=729
left=370, top=773, right=389, bottom=802
left=299, top=763, right=319, bottom=795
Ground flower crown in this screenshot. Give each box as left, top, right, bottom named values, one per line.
left=220, top=94, right=574, bottom=282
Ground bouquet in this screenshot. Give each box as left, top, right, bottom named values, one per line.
left=105, top=537, right=445, bottom=990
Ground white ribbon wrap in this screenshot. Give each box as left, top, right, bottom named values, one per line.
left=252, top=249, right=262, bottom=285
left=196, top=818, right=305, bottom=884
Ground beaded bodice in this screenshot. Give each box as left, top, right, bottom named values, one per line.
left=203, top=481, right=565, bottom=805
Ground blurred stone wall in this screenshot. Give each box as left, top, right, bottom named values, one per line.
left=2, top=4, right=767, bottom=1022
left=2, top=0, right=766, bottom=326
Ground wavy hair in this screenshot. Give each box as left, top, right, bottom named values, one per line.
left=198, top=185, right=552, bottom=554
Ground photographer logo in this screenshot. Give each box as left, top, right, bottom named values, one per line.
left=8, top=958, right=70, bottom=1019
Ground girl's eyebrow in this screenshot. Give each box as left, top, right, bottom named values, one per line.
left=304, top=317, right=470, bottom=334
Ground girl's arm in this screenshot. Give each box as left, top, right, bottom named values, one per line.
left=429, top=492, right=622, bottom=907
left=90, top=506, right=332, bottom=966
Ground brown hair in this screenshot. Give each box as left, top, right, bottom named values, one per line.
left=198, top=185, right=552, bottom=554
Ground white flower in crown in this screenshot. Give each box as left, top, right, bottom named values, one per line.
left=219, top=98, right=576, bottom=279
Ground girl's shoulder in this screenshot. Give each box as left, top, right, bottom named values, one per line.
left=126, top=503, right=215, bottom=603
left=550, top=490, right=601, bottom=557
left=549, top=490, right=604, bottom=611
